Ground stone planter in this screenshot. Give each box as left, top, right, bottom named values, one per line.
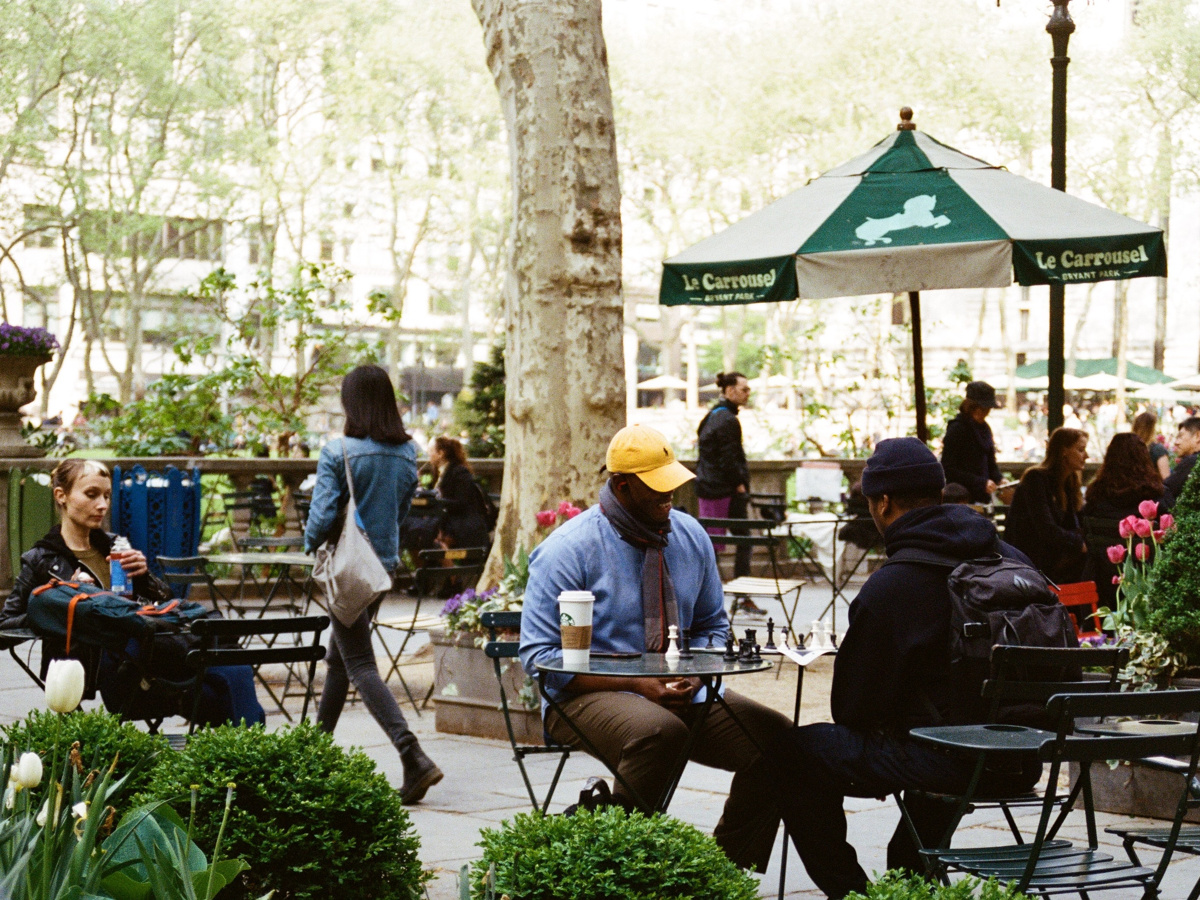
left=1072, top=675, right=1200, bottom=821
left=0, top=354, right=51, bottom=458
left=430, top=627, right=544, bottom=745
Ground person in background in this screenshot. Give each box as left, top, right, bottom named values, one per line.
left=1080, top=433, right=1163, bottom=609
left=1004, top=427, right=1089, bottom=584
left=304, top=364, right=443, bottom=804
left=1132, top=410, right=1171, bottom=481
left=1163, top=416, right=1200, bottom=509
left=940, top=381, right=1003, bottom=504
left=695, top=372, right=758, bottom=608
left=941, top=483, right=972, bottom=505
left=428, top=436, right=491, bottom=551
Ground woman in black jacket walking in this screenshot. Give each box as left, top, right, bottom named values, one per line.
left=1005, top=427, right=1089, bottom=584
left=940, top=381, right=1003, bottom=504
left=696, top=371, right=754, bottom=582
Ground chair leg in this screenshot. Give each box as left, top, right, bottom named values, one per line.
left=999, top=801, right=1025, bottom=844
left=540, top=750, right=571, bottom=815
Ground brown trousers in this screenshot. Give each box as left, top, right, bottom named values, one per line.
left=546, top=688, right=790, bottom=872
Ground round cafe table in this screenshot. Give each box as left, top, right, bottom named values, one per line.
left=535, top=652, right=770, bottom=812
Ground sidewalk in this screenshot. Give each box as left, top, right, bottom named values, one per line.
left=2, top=584, right=1198, bottom=898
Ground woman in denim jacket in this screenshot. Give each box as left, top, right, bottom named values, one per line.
left=305, top=365, right=443, bottom=803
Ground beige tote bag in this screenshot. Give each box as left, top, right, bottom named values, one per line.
left=313, top=449, right=393, bottom=626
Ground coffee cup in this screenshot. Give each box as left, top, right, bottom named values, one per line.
left=558, top=590, right=595, bottom=667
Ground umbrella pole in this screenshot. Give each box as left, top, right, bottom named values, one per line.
left=909, top=291, right=929, bottom=444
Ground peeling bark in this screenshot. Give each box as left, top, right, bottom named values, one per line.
left=471, top=0, right=625, bottom=583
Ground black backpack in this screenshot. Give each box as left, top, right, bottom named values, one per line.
left=472, top=481, right=499, bottom=530
left=886, top=551, right=1079, bottom=724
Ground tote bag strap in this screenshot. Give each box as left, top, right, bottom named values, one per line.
left=341, top=443, right=360, bottom=509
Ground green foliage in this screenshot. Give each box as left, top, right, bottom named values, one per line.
left=1149, top=467, right=1200, bottom=659
left=844, top=871, right=1031, bottom=899
left=97, top=370, right=234, bottom=456
left=137, top=722, right=425, bottom=900
left=455, top=341, right=505, bottom=458
left=468, top=807, right=759, bottom=900
left=2, top=709, right=168, bottom=804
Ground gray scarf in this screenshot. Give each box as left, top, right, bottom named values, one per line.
left=598, top=480, right=680, bottom=652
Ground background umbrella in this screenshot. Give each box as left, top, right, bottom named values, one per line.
left=636, top=374, right=689, bottom=391
left=659, top=109, right=1166, bottom=441
left=1015, top=357, right=1173, bottom=386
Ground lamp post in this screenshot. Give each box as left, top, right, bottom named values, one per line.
left=1046, top=0, right=1075, bottom=433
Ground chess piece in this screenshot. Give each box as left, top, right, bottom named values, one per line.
left=723, top=634, right=738, bottom=662
left=665, top=624, right=681, bottom=661
left=678, top=627, right=694, bottom=660
left=811, top=620, right=822, bottom=649
left=764, top=618, right=777, bottom=651
left=705, top=632, right=715, bottom=649
left=744, top=628, right=757, bottom=648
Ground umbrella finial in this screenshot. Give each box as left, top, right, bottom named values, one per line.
left=897, top=107, right=916, bottom=131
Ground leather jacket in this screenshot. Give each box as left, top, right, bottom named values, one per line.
left=1, top=525, right=172, bottom=629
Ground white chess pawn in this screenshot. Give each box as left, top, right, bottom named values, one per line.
left=810, top=620, right=822, bottom=649
left=819, top=620, right=831, bottom=650
left=665, top=624, right=681, bottom=661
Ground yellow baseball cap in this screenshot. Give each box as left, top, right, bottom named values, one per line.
left=605, top=424, right=695, bottom=493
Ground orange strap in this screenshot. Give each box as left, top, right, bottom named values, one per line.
left=32, top=579, right=78, bottom=596
left=138, top=600, right=179, bottom=617
left=64, top=592, right=89, bottom=655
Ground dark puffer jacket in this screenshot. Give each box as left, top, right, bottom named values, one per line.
left=695, top=400, right=749, bottom=500
left=941, top=412, right=1002, bottom=503
left=1, top=526, right=172, bottom=629
left=832, top=504, right=1031, bottom=734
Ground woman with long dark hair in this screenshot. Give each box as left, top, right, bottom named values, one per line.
left=1081, top=432, right=1164, bottom=607
left=428, top=436, right=491, bottom=550
left=304, top=364, right=443, bottom=804
left=1004, top=427, right=1089, bottom=583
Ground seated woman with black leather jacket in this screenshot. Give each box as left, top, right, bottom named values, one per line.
left=1, top=459, right=171, bottom=631
left=1, top=459, right=173, bottom=699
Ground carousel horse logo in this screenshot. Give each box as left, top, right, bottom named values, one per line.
left=855, top=194, right=951, bottom=246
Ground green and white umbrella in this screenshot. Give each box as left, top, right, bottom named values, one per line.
left=659, top=117, right=1166, bottom=439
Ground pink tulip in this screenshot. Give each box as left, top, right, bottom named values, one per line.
left=1112, top=575, right=1122, bottom=585
left=535, top=510, right=557, bottom=528
left=1154, top=530, right=1166, bottom=542
left=1119, top=515, right=1138, bottom=539
left=1106, top=545, right=1126, bottom=565
left=1135, top=542, right=1150, bottom=562
left=1132, top=518, right=1154, bottom=539
left=1139, top=500, right=1160, bottom=520
left=564, top=505, right=582, bottom=519
left=1160, top=513, right=1175, bottom=532
left=557, top=501, right=573, bottom=516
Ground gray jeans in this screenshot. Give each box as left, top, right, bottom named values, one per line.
left=316, top=597, right=417, bottom=755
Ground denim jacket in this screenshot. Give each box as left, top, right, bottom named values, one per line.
left=303, top=436, right=418, bottom=572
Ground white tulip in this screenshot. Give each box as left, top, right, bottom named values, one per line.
left=12, top=753, right=42, bottom=791
left=3, top=785, right=13, bottom=810
left=71, top=801, right=88, bottom=820
left=44, top=659, right=85, bottom=714
left=35, top=799, right=48, bottom=827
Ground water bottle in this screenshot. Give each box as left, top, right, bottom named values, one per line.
left=110, top=536, right=132, bottom=597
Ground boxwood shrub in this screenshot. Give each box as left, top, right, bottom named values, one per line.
left=1150, top=466, right=1200, bottom=659
left=468, top=806, right=758, bottom=900
left=2, top=709, right=168, bottom=802
left=846, top=872, right=1031, bottom=899
left=138, top=721, right=425, bottom=900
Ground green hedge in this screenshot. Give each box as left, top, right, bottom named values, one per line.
left=138, top=722, right=425, bottom=900
left=468, top=807, right=758, bottom=900
left=1150, top=465, right=1200, bottom=659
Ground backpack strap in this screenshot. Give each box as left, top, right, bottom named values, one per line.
left=883, top=549, right=1006, bottom=570
left=65, top=591, right=90, bottom=654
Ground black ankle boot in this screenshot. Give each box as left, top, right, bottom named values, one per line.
left=399, top=745, right=443, bottom=805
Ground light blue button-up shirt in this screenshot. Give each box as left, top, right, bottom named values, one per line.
left=519, top=505, right=729, bottom=711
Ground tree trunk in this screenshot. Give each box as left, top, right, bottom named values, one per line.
left=471, top=0, right=625, bottom=585
left=1114, top=280, right=1130, bottom=430
left=1153, top=125, right=1171, bottom=372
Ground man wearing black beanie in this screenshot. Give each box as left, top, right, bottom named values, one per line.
left=768, top=438, right=1037, bottom=899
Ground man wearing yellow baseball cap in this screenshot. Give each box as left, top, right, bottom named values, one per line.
left=519, top=424, right=789, bottom=870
